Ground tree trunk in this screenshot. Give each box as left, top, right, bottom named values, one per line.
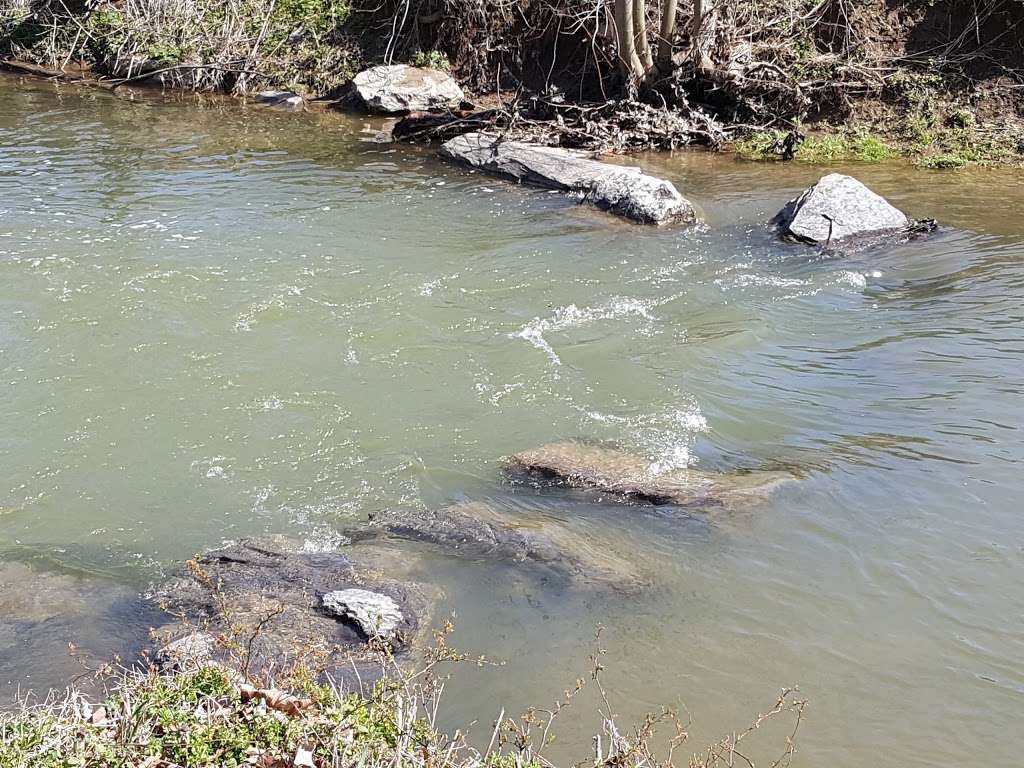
left=633, top=0, right=654, bottom=72
left=656, top=0, right=679, bottom=72
left=691, top=0, right=716, bottom=75
left=614, top=0, right=647, bottom=84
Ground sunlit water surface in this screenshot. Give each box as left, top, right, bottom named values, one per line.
left=1, top=73, right=1023, bottom=767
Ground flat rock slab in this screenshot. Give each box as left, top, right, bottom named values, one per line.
left=151, top=539, right=429, bottom=673
left=774, top=173, right=911, bottom=244
left=506, top=441, right=793, bottom=509
left=353, top=65, right=464, bottom=113
left=357, top=502, right=649, bottom=591
left=439, top=132, right=695, bottom=225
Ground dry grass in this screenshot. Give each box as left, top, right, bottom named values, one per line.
left=0, top=0, right=361, bottom=94
left=0, top=625, right=807, bottom=768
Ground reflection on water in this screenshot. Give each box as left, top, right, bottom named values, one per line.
left=1, top=73, right=1023, bottom=767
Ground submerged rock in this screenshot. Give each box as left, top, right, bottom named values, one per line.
left=506, top=441, right=792, bottom=509
left=439, top=132, right=695, bottom=225
left=357, top=502, right=649, bottom=590
left=256, top=90, right=304, bottom=108
left=0, top=559, right=163, bottom=697
left=773, top=173, right=913, bottom=244
left=151, top=539, right=428, bottom=672
left=321, top=589, right=404, bottom=642
left=353, top=65, right=464, bottom=113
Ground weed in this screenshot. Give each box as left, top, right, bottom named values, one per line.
left=734, top=129, right=896, bottom=163
left=851, top=133, right=897, bottom=161
left=0, top=627, right=807, bottom=768
left=914, top=153, right=969, bottom=169
left=413, top=49, right=451, bottom=72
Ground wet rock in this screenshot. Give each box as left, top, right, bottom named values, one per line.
left=151, top=539, right=428, bottom=673
left=439, top=132, right=695, bottom=225
left=773, top=173, right=912, bottom=244
left=321, top=589, right=403, bottom=642
left=154, top=631, right=218, bottom=673
left=256, top=90, right=304, bottom=108
left=353, top=65, right=464, bottom=113
left=358, top=502, right=649, bottom=590
left=506, top=441, right=793, bottom=509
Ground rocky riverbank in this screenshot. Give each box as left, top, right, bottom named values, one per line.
left=0, top=435, right=814, bottom=767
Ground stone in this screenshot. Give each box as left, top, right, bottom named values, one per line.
left=439, top=132, right=695, bottom=224
left=506, top=441, right=793, bottom=509
left=353, top=65, right=464, bottom=113
left=154, top=631, right=218, bottom=672
left=773, top=173, right=911, bottom=244
left=256, top=90, right=304, bottom=108
left=358, top=502, right=650, bottom=591
left=150, top=539, right=429, bottom=676
left=321, top=588, right=404, bottom=641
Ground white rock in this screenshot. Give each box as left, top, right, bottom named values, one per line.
left=774, top=173, right=910, bottom=243
left=439, top=132, right=695, bottom=225
left=353, top=65, right=464, bottom=113
left=321, top=588, right=403, bottom=640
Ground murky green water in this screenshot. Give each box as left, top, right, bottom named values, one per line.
left=2, top=73, right=1023, bottom=766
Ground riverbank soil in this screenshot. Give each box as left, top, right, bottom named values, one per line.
left=1, top=0, right=1021, bottom=164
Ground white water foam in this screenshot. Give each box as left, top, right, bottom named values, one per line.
left=512, top=297, right=657, bottom=365
left=581, top=399, right=709, bottom=473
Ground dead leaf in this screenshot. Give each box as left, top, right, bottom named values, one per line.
left=239, top=684, right=312, bottom=717
left=293, top=746, right=315, bottom=767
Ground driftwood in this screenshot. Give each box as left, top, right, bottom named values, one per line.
left=392, top=109, right=502, bottom=141
left=392, top=97, right=726, bottom=152
left=0, top=59, right=115, bottom=88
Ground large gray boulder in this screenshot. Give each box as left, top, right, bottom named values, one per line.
left=353, top=65, right=464, bottom=113
left=774, top=173, right=911, bottom=244
left=439, top=132, right=695, bottom=225
left=506, top=441, right=793, bottom=509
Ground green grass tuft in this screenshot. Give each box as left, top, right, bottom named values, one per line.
left=734, top=130, right=897, bottom=164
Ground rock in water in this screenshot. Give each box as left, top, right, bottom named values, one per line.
left=507, top=441, right=792, bottom=509
left=358, top=502, right=650, bottom=591
left=353, top=65, right=464, bottom=113
left=439, top=132, right=695, bottom=225
left=154, top=631, right=218, bottom=673
left=151, top=539, right=428, bottom=675
left=321, top=589, right=404, bottom=641
left=773, top=173, right=911, bottom=244
left=256, top=90, right=304, bottom=108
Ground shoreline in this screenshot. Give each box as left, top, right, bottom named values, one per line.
left=2, top=57, right=1020, bottom=171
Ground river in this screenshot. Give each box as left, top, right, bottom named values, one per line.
left=1, top=72, right=1022, bottom=767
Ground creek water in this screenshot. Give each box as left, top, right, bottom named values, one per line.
left=1, top=73, right=1023, bottom=767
